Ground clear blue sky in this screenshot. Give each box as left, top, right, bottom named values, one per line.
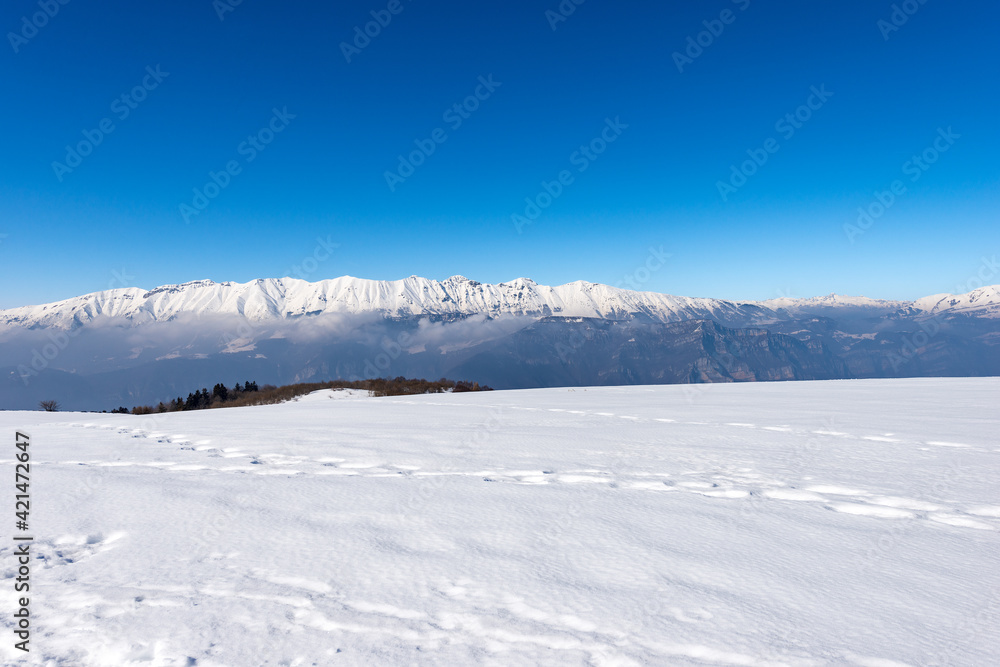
left=1, top=0, right=997, bottom=308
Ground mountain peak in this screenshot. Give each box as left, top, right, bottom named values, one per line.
left=143, top=279, right=217, bottom=297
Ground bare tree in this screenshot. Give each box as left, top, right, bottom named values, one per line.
left=39, top=400, right=60, bottom=412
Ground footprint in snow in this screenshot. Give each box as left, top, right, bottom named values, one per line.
left=0, top=532, right=126, bottom=574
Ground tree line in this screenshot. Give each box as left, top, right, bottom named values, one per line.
left=113, top=380, right=262, bottom=415
left=112, top=377, right=491, bottom=415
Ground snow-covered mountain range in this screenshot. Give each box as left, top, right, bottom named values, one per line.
left=3, top=276, right=999, bottom=411
left=2, top=275, right=998, bottom=329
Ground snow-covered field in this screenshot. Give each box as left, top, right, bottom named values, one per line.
left=1, top=378, right=998, bottom=666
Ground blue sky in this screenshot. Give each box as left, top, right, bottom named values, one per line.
left=1, top=0, right=997, bottom=308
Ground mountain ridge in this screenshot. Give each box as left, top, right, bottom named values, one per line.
left=3, top=276, right=999, bottom=330
left=3, top=275, right=1000, bottom=410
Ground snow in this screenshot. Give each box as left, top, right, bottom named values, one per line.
left=1, top=377, right=999, bottom=666
left=3, top=276, right=997, bottom=331
left=756, top=293, right=908, bottom=314
left=0, top=276, right=758, bottom=329
left=912, top=286, right=1000, bottom=318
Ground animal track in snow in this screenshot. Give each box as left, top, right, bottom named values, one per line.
left=0, top=532, right=127, bottom=579
left=827, top=503, right=914, bottom=519
left=763, top=489, right=826, bottom=502
left=50, top=419, right=999, bottom=535
left=968, top=505, right=1000, bottom=517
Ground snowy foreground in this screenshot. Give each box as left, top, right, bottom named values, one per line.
left=1, top=379, right=999, bottom=667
